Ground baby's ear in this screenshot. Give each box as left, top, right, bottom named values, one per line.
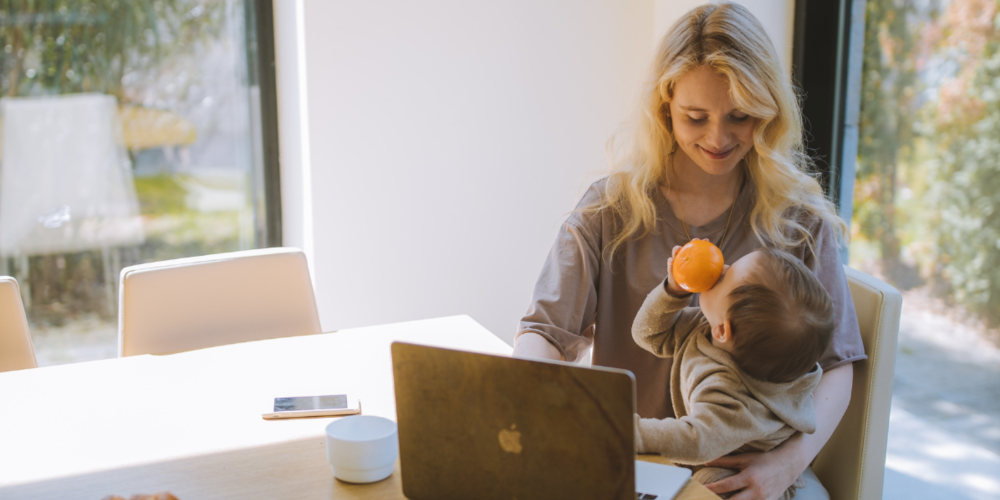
left=712, top=319, right=733, bottom=343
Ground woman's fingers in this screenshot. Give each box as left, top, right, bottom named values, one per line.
left=704, top=472, right=749, bottom=495
left=671, top=245, right=681, bottom=258
left=724, top=488, right=764, bottom=500
left=704, top=451, right=797, bottom=500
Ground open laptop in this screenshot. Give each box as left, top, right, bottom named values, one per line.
left=391, top=342, right=692, bottom=500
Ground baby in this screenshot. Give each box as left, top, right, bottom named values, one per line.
left=632, top=245, right=834, bottom=499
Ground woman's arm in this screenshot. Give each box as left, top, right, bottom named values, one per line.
left=702, top=364, right=853, bottom=500
left=518, top=184, right=607, bottom=363
left=512, top=331, right=564, bottom=361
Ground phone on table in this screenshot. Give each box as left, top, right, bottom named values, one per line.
left=261, top=394, right=362, bottom=420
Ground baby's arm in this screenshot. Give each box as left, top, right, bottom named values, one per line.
left=631, top=284, right=698, bottom=357
left=635, top=378, right=784, bottom=464
left=632, top=245, right=703, bottom=357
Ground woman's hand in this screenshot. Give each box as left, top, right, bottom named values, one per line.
left=701, top=450, right=803, bottom=500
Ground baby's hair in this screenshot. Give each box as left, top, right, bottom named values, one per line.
left=726, top=248, right=834, bottom=383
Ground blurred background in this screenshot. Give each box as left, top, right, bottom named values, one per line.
left=0, top=1, right=997, bottom=498
left=0, top=0, right=267, bottom=364
left=847, top=1, right=1000, bottom=498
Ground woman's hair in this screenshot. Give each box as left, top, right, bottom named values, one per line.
left=595, top=2, right=846, bottom=258
left=727, top=248, right=834, bottom=383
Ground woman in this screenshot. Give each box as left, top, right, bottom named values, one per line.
left=513, top=3, right=864, bottom=499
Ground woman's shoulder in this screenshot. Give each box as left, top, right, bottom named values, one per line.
left=565, top=177, right=610, bottom=226
left=575, top=177, right=610, bottom=207
left=782, top=204, right=826, bottom=232
left=772, top=204, right=844, bottom=266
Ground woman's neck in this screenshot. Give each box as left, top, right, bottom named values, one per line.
left=660, top=149, right=744, bottom=228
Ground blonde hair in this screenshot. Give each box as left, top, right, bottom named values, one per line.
left=597, top=2, right=846, bottom=258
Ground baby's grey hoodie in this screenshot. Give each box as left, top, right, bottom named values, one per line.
left=632, top=279, right=823, bottom=465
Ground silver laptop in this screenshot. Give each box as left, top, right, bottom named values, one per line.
left=391, top=342, right=691, bottom=500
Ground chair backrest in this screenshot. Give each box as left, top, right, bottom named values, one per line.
left=0, top=277, right=37, bottom=372
left=118, top=247, right=322, bottom=357
left=813, top=266, right=902, bottom=500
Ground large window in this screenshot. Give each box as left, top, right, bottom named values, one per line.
left=850, top=0, right=1000, bottom=498
left=0, top=0, right=278, bottom=366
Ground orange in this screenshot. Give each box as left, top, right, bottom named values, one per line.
left=672, top=240, right=725, bottom=293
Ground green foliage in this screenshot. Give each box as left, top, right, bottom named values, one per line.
left=0, top=0, right=223, bottom=99
left=854, top=0, right=1000, bottom=328
left=924, top=32, right=1000, bottom=325
left=855, top=0, right=921, bottom=280
left=134, top=174, right=188, bottom=215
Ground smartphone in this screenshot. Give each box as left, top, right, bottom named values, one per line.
left=261, top=394, right=362, bottom=420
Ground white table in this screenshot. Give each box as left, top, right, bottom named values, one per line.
left=0, top=315, right=715, bottom=500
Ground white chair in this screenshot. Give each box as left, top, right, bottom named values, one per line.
left=0, top=277, right=37, bottom=372
left=813, top=266, right=903, bottom=500
left=118, top=247, right=321, bottom=356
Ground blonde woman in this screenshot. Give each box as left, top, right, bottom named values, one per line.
left=514, top=3, right=863, bottom=499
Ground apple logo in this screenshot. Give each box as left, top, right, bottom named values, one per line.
left=498, top=424, right=522, bottom=454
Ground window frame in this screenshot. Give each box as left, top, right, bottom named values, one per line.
left=792, top=0, right=866, bottom=257
left=248, top=0, right=283, bottom=248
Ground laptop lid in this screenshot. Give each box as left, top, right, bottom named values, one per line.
left=391, top=342, right=637, bottom=500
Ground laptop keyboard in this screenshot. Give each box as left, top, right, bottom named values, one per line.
left=636, top=493, right=658, bottom=500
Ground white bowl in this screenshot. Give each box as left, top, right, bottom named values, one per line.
left=325, top=415, right=399, bottom=483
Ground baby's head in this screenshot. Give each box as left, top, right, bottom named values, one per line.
left=699, top=248, right=834, bottom=383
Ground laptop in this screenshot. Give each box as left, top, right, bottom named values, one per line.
left=391, top=342, right=692, bottom=500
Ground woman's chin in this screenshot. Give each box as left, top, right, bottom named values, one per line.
left=694, top=159, right=742, bottom=177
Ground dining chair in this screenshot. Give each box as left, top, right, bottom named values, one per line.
left=812, top=266, right=902, bottom=500
left=0, top=276, right=37, bottom=372
left=118, top=247, right=322, bottom=357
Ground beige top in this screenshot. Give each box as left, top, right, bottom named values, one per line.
left=632, top=282, right=822, bottom=464
left=519, top=178, right=865, bottom=418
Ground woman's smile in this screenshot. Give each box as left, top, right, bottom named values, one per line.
left=699, top=144, right=738, bottom=160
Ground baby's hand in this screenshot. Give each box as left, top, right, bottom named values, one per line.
left=665, top=245, right=689, bottom=296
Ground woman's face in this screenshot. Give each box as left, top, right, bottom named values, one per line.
left=669, top=66, right=757, bottom=176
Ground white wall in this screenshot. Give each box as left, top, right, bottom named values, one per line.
left=273, top=0, right=313, bottom=278
left=299, top=1, right=653, bottom=342
left=280, top=0, right=796, bottom=344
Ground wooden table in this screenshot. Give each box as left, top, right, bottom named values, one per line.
left=0, top=315, right=717, bottom=500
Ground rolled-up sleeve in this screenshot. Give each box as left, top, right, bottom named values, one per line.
left=803, top=220, right=867, bottom=370
left=518, top=212, right=602, bottom=362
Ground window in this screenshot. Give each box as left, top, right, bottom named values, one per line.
left=0, top=0, right=279, bottom=366
left=799, top=0, right=1000, bottom=497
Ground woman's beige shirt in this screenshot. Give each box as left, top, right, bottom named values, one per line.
left=519, top=178, right=866, bottom=419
